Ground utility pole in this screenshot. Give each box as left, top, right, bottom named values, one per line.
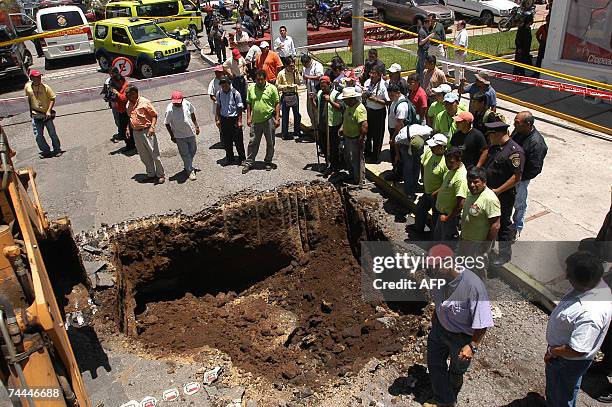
left=351, top=0, right=364, bottom=67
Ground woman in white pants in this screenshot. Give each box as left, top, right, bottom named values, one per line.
left=454, top=20, right=469, bottom=85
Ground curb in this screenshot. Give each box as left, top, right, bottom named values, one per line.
left=364, top=163, right=558, bottom=313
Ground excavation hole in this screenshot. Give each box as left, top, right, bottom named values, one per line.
left=104, top=183, right=427, bottom=387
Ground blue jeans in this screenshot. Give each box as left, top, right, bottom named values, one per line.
left=281, top=95, right=301, bottom=138
left=175, top=136, right=197, bottom=173
left=427, top=319, right=472, bottom=405
left=32, top=118, right=61, bottom=154
left=399, top=145, right=421, bottom=198
left=545, top=357, right=592, bottom=407
left=513, top=179, right=531, bottom=232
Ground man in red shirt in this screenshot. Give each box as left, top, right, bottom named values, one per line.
left=408, top=73, right=428, bottom=124
left=105, top=67, right=134, bottom=151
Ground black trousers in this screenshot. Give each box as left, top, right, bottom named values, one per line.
left=513, top=53, right=532, bottom=76
left=220, top=116, right=245, bottom=161
left=214, top=38, right=226, bottom=62
left=318, top=123, right=341, bottom=168
left=365, top=107, right=386, bottom=163
left=232, top=76, right=247, bottom=106
left=498, top=189, right=517, bottom=242
left=112, top=108, right=135, bottom=149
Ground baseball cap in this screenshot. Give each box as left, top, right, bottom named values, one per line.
left=232, top=48, right=241, bottom=59
left=29, top=69, right=42, bottom=77
left=259, top=41, right=270, bottom=48
left=171, top=90, right=183, bottom=103
left=426, top=133, right=448, bottom=147
left=388, top=63, right=402, bottom=73
left=213, top=65, right=224, bottom=72
left=319, top=75, right=331, bottom=84
left=475, top=73, right=491, bottom=85
left=454, top=111, right=474, bottom=123
left=432, top=83, right=452, bottom=94
left=443, top=92, right=459, bottom=103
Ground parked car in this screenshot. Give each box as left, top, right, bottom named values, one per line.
left=373, top=0, right=455, bottom=28
left=440, top=0, right=517, bottom=24
left=93, top=17, right=190, bottom=78
left=0, top=24, right=33, bottom=81
left=338, top=1, right=380, bottom=26
left=36, top=5, right=95, bottom=68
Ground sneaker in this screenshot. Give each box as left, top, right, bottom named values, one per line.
left=597, top=393, right=612, bottom=403
left=39, top=151, right=54, bottom=158
left=242, top=165, right=251, bottom=174
left=156, top=177, right=165, bottom=184
left=52, top=150, right=63, bottom=157
left=189, top=171, right=197, bottom=181
left=282, top=135, right=293, bottom=141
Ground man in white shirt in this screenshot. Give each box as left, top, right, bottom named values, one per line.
left=273, top=25, right=296, bottom=65
left=545, top=251, right=612, bottom=407
left=301, top=54, right=324, bottom=134
left=244, top=40, right=261, bottom=80
left=387, top=82, right=418, bottom=183
left=454, top=20, right=469, bottom=85
left=232, top=24, right=251, bottom=55
left=208, top=65, right=226, bottom=142
left=223, top=48, right=248, bottom=104
left=164, top=91, right=200, bottom=180
left=362, top=64, right=389, bottom=163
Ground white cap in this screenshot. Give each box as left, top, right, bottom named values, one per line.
left=443, top=92, right=459, bottom=103
left=426, top=133, right=448, bottom=147
left=259, top=41, right=270, bottom=48
left=432, top=83, right=452, bottom=94
left=388, top=63, right=402, bottom=73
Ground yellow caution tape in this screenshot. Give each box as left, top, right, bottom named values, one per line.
left=356, top=16, right=612, bottom=91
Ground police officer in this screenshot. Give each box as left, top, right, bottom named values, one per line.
left=484, top=114, right=525, bottom=266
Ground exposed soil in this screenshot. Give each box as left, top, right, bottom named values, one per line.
left=93, top=183, right=428, bottom=387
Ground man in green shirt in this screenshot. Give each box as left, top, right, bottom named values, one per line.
left=316, top=75, right=343, bottom=175
left=244, top=69, right=281, bottom=173
left=458, top=167, right=501, bottom=277
left=434, top=146, right=468, bottom=241
left=434, top=92, right=463, bottom=138
left=410, top=133, right=448, bottom=236
left=338, top=87, right=368, bottom=186
left=427, top=84, right=452, bottom=127
left=428, top=13, right=449, bottom=76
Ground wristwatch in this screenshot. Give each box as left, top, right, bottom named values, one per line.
left=468, top=342, right=478, bottom=353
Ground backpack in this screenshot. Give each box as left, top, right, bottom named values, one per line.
left=394, top=99, right=419, bottom=127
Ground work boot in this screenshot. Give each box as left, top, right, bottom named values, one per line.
left=598, top=393, right=612, bottom=404
left=492, top=243, right=512, bottom=266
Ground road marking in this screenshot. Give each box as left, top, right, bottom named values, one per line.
left=525, top=209, right=551, bottom=223
left=43, top=66, right=100, bottom=80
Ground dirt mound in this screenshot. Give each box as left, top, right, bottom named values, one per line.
left=100, top=183, right=427, bottom=386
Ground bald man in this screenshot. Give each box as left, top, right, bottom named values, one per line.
left=511, top=111, right=548, bottom=238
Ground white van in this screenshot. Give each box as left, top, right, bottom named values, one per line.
left=36, top=5, right=94, bottom=66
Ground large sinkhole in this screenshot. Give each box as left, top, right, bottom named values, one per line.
left=106, top=183, right=427, bottom=385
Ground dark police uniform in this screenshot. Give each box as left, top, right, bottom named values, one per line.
left=485, top=126, right=525, bottom=243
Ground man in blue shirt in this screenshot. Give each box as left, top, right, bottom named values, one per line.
left=424, top=244, right=494, bottom=407
left=216, top=77, right=245, bottom=166
left=460, top=73, right=497, bottom=113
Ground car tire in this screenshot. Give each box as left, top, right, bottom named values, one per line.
left=97, top=53, right=111, bottom=72
left=498, top=17, right=512, bottom=32
left=481, top=10, right=494, bottom=25
left=138, top=61, right=154, bottom=79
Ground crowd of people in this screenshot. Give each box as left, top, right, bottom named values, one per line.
left=19, top=17, right=612, bottom=407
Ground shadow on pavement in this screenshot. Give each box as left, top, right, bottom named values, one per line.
left=131, top=173, right=156, bottom=184
left=388, top=364, right=431, bottom=403
left=502, top=391, right=547, bottom=406
left=169, top=170, right=189, bottom=184
left=68, top=325, right=112, bottom=380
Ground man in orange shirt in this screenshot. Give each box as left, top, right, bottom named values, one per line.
left=255, top=41, right=283, bottom=84
left=126, top=85, right=166, bottom=184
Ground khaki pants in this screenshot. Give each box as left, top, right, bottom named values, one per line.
left=454, top=50, right=467, bottom=85
left=246, top=118, right=275, bottom=166
left=429, top=44, right=449, bottom=76
left=306, top=92, right=318, bottom=132
left=133, top=127, right=165, bottom=178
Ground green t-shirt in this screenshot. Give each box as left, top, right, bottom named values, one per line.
left=342, top=103, right=367, bottom=138
left=421, top=147, right=448, bottom=194
left=433, top=103, right=467, bottom=138
left=427, top=101, right=445, bottom=120
left=317, top=89, right=343, bottom=127
left=461, top=187, right=501, bottom=241
left=247, top=82, right=280, bottom=124
left=435, top=164, right=468, bottom=215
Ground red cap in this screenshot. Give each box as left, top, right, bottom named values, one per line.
left=213, top=65, right=224, bottom=72
left=320, top=75, right=331, bottom=84
left=171, top=90, right=183, bottom=103
left=29, top=69, right=42, bottom=77
left=426, top=244, right=455, bottom=267
left=232, top=48, right=241, bottom=59
left=454, top=111, right=474, bottom=123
